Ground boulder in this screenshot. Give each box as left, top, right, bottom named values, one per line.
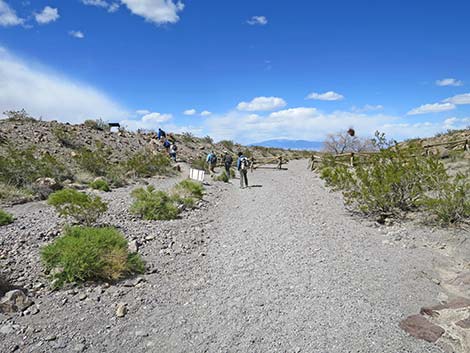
left=0, top=289, right=33, bottom=313
left=33, top=177, right=62, bottom=199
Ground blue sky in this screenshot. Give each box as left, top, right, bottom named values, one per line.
left=1, top=0, right=470, bottom=143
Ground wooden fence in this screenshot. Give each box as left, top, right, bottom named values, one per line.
left=309, top=137, right=469, bottom=171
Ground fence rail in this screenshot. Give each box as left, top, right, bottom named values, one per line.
left=309, top=137, right=469, bottom=171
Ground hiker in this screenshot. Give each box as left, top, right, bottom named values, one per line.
left=237, top=152, right=250, bottom=188
left=207, top=151, right=217, bottom=174
left=169, top=143, right=177, bottom=162
left=157, top=128, right=166, bottom=140
left=222, top=151, right=233, bottom=179
left=163, top=138, right=171, bottom=151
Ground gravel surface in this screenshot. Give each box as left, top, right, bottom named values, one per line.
left=0, top=160, right=455, bottom=352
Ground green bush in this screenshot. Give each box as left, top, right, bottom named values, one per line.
left=202, top=136, right=213, bottom=144
left=83, top=119, right=110, bottom=131
left=125, top=150, right=171, bottom=178
left=219, top=140, right=235, bottom=151
left=0, top=209, right=14, bottom=226
left=0, top=145, right=70, bottom=189
left=41, top=226, right=144, bottom=287
left=190, top=156, right=209, bottom=171
left=130, top=186, right=180, bottom=220
left=74, top=146, right=112, bottom=177
left=214, top=171, right=229, bottom=183
left=422, top=173, right=470, bottom=225
left=181, top=132, right=194, bottom=143
left=89, top=179, right=110, bottom=192
left=173, top=180, right=204, bottom=199
left=319, top=144, right=448, bottom=217
left=52, top=127, right=80, bottom=149
left=47, top=189, right=108, bottom=225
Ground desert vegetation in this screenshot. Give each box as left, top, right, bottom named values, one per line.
left=318, top=131, right=470, bottom=226
left=0, top=209, right=14, bottom=226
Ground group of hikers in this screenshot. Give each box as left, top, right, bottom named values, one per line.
left=154, top=128, right=251, bottom=188
left=206, top=150, right=251, bottom=188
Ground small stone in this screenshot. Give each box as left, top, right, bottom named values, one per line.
left=432, top=278, right=441, bottom=285
left=45, top=335, right=57, bottom=341
left=0, top=290, right=33, bottom=313
left=116, top=303, right=127, bottom=318
left=73, top=343, right=86, bottom=352
left=78, top=293, right=87, bottom=301
left=128, top=240, right=139, bottom=253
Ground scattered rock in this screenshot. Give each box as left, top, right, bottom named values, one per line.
left=116, top=303, right=127, bottom=318
left=399, top=314, right=445, bottom=343
left=128, top=240, right=139, bottom=253
left=0, top=289, right=33, bottom=313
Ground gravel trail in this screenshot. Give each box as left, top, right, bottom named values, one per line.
left=142, top=160, right=444, bottom=352
left=1, top=160, right=448, bottom=352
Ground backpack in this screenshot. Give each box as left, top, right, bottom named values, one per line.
left=224, top=154, right=233, bottom=165
left=210, top=154, right=218, bottom=164
left=240, top=157, right=250, bottom=170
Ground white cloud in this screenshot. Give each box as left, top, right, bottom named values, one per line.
left=436, top=78, right=463, bottom=87
left=204, top=107, right=406, bottom=143
left=351, top=104, right=383, bottom=113
left=247, top=16, right=267, bottom=25
left=69, top=30, right=85, bottom=39
left=306, top=91, right=344, bottom=101
left=35, top=6, right=59, bottom=25
left=81, top=0, right=120, bottom=13
left=0, top=0, right=24, bottom=27
left=407, top=102, right=456, bottom=115
left=121, top=0, right=184, bottom=25
left=237, top=96, right=287, bottom=111
left=200, top=110, right=211, bottom=116
left=142, top=112, right=172, bottom=123
left=183, top=108, right=196, bottom=116
left=444, top=117, right=470, bottom=128
left=136, top=109, right=151, bottom=115
left=0, top=47, right=127, bottom=123
left=444, top=93, right=470, bottom=105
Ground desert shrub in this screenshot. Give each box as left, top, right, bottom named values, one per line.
left=0, top=183, right=34, bottom=203
left=0, top=145, right=70, bottom=188
left=89, top=179, right=110, bottom=192
left=219, top=140, right=235, bottom=151
left=47, top=189, right=108, bottom=225
left=74, top=146, right=112, bottom=177
left=52, top=127, right=80, bottom=149
left=181, top=132, right=194, bottom=143
left=41, top=226, right=144, bottom=287
left=130, top=186, right=180, bottom=220
left=202, top=136, right=213, bottom=144
left=190, top=156, right=209, bottom=171
left=0, top=210, right=14, bottom=226
left=125, top=150, right=171, bottom=178
left=173, top=179, right=204, bottom=199
left=320, top=145, right=448, bottom=216
left=3, top=109, right=36, bottom=122
left=323, top=131, right=377, bottom=154
left=84, top=119, right=110, bottom=131
left=214, top=171, right=229, bottom=183
left=422, top=173, right=470, bottom=225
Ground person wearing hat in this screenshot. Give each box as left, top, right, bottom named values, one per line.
left=222, top=151, right=233, bottom=179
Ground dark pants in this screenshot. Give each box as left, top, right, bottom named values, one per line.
left=224, top=163, right=231, bottom=179
left=240, top=169, right=248, bottom=188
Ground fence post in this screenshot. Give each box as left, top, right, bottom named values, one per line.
left=350, top=153, right=355, bottom=167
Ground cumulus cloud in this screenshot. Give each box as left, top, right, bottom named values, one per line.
left=200, top=110, right=211, bottom=117
left=407, top=102, right=456, bottom=115
left=351, top=104, right=383, bottom=113
left=0, top=47, right=127, bottom=123
left=183, top=108, right=196, bottom=116
left=81, top=0, right=120, bottom=13
left=306, top=91, right=344, bottom=101
left=0, top=0, right=24, bottom=27
left=237, top=96, right=287, bottom=112
left=69, top=30, right=85, bottom=39
left=436, top=78, right=463, bottom=87
left=247, top=16, right=267, bottom=25
left=121, top=0, right=184, bottom=25
left=136, top=109, right=151, bottom=115
left=120, top=112, right=172, bottom=130
left=35, top=6, right=59, bottom=25
left=444, top=93, right=470, bottom=105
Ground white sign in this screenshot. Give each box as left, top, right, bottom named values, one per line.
left=189, top=168, right=205, bottom=182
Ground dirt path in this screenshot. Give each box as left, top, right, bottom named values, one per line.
left=2, top=160, right=461, bottom=352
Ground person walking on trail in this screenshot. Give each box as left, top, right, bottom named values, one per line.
left=237, top=152, right=250, bottom=188
left=157, top=128, right=166, bottom=140
left=222, top=151, right=233, bottom=179
left=207, top=151, right=217, bottom=174
left=169, top=143, right=177, bottom=162
left=163, top=138, right=171, bottom=151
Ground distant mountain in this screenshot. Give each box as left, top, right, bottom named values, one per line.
left=249, top=139, right=323, bottom=151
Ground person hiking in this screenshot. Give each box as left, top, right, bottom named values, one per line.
left=206, top=151, right=217, bottom=174
left=169, top=143, right=177, bottom=162
left=222, top=151, right=233, bottom=179
left=163, top=138, right=171, bottom=151
left=157, top=128, right=166, bottom=140
left=237, top=152, right=250, bottom=188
